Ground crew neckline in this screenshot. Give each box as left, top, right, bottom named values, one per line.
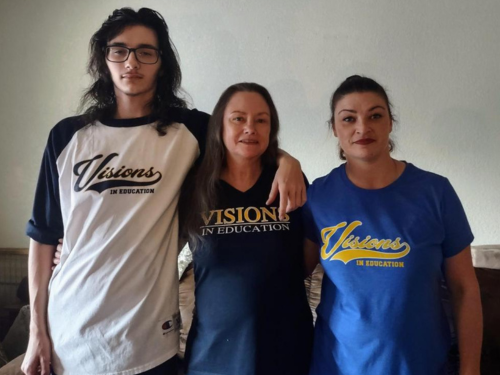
left=339, top=161, right=411, bottom=193
left=100, top=115, right=158, bottom=128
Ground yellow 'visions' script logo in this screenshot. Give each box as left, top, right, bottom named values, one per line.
left=321, top=221, right=410, bottom=264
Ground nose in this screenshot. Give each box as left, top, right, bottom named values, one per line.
left=125, top=50, right=140, bottom=69
left=243, top=118, right=257, bottom=134
left=355, top=118, right=370, bottom=134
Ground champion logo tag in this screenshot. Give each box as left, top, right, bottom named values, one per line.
left=161, top=312, right=181, bottom=335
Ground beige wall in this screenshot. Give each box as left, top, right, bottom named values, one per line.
left=1, top=0, right=499, bottom=246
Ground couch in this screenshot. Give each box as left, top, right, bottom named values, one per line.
left=1, top=245, right=498, bottom=374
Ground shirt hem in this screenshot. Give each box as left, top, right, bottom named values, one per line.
left=53, top=347, right=178, bottom=375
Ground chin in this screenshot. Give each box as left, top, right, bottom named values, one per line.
left=123, top=89, right=150, bottom=97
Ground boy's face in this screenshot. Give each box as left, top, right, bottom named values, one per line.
left=105, top=25, right=161, bottom=100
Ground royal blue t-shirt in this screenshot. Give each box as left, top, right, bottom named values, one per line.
left=185, top=166, right=313, bottom=375
left=303, top=163, right=473, bottom=375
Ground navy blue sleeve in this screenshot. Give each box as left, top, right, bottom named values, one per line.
left=26, top=116, right=84, bottom=245
left=302, top=185, right=320, bottom=244
left=440, top=178, right=474, bottom=258
left=26, top=130, right=63, bottom=245
left=170, top=108, right=210, bottom=163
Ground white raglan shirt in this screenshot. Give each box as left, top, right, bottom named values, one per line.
left=27, top=109, right=208, bottom=375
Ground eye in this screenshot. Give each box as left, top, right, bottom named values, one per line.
left=111, top=48, right=126, bottom=56
left=232, top=116, right=244, bottom=122
left=257, top=118, right=268, bottom=124
left=370, top=113, right=382, bottom=119
left=342, top=116, right=355, bottom=123
left=139, top=50, right=154, bottom=57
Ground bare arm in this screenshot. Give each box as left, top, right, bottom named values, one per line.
left=21, top=239, right=55, bottom=375
left=444, top=246, right=483, bottom=375
left=267, top=149, right=306, bottom=220
left=303, top=238, right=320, bottom=277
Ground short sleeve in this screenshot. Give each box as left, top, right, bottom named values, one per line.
left=440, top=179, right=474, bottom=258
left=183, top=109, right=209, bottom=164
left=302, top=188, right=320, bottom=244
left=26, top=129, right=64, bottom=245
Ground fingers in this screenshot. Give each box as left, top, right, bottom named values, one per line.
left=21, top=357, right=39, bottom=375
left=279, top=186, right=287, bottom=221
left=57, top=238, right=63, bottom=252
left=293, top=188, right=302, bottom=211
left=266, top=179, right=278, bottom=206
left=286, top=187, right=297, bottom=214
left=22, top=336, right=51, bottom=375
left=285, top=185, right=306, bottom=214
left=52, top=251, right=61, bottom=270
left=40, top=356, right=50, bottom=375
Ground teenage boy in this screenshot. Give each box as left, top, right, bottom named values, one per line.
left=23, top=8, right=304, bottom=375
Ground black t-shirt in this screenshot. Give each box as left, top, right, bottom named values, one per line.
left=185, top=166, right=313, bottom=375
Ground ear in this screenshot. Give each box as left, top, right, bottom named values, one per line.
left=332, top=122, right=338, bottom=138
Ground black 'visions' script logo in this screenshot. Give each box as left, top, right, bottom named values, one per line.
left=73, top=153, right=162, bottom=193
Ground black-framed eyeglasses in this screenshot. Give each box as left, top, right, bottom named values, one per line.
left=105, top=46, right=161, bottom=64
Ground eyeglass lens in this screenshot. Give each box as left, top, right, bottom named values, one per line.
left=106, top=47, right=159, bottom=64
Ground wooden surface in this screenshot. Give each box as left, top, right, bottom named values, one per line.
left=0, top=248, right=28, bottom=255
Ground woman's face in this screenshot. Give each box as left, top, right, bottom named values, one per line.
left=222, top=91, right=271, bottom=163
left=333, top=91, right=392, bottom=162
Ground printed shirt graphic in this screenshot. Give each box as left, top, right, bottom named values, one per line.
left=186, top=166, right=313, bottom=375
left=26, top=109, right=209, bottom=375
left=303, top=163, right=473, bottom=375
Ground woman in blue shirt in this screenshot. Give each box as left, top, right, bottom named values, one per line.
left=303, top=75, right=482, bottom=375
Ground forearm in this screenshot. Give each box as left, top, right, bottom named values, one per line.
left=277, top=148, right=298, bottom=165
left=269, top=149, right=305, bottom=216
left=452, top=285, right=483, bottom=375
left=28, top=239, right=56, bottom=334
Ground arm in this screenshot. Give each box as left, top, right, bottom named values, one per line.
left=21, top=239, right=55, bottom=375
left=303, top=238, right=320, bottom=277
left=267, top=149, right=306, bottom=220
left=444, top=246, right=483, bottom=375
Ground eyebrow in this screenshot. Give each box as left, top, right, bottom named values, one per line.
left=337, top=109, right=356, bottom=115
left=368, top=105, right=385, bottom=111
left=229, top=111, right=270, bottom=116
left=337, top=105, right=386, bottom=115
left=107, top=42, right=158, bottom=49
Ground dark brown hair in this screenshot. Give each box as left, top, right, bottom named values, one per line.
left=330, top=75, right=396, bottom=160
left=181, top=82, right=280, bottom=250
left=79, top=7, right=186, bottom=134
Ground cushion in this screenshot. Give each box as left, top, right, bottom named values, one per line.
left=178, top=265, right=195, bottom=359
left=1, top=306, right=30, bottom=361
left=178, top=246, right=193, bottom=280
left=0, top=354, right=24, bottom=375
left=471, top=245, right=500, bottom=270
left=0, top=343, right=8, bottom=368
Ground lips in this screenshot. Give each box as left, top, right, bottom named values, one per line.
left=122, top=73, right=142, bottom=79
left=239, top=139, right=258, bottom=144
left=354, top=139, right=375, bottom=145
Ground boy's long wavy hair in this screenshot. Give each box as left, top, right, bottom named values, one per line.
left=79, top=7, right=186, bottom=134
